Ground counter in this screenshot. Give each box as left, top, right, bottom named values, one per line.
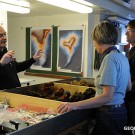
left=0, top=78, right=95, bottom=135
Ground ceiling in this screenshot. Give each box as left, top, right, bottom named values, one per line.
left=7, top=0, right=135, bottom=20
left=7, top=0, right=107, bottom=18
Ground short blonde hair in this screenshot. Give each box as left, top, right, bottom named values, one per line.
left=91, top=21, right=118, bottom=45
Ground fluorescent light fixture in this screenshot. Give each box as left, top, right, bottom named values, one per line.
left=72, top=0, right=95, bottom=7
left=0, top=0, right=30, bottom=14
left=37, top=0, right=93, bottom=13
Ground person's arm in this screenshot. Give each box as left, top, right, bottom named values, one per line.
left=33, top=49, right=43, bottom=61
left=57, top=86, right=114, bottom=113
left=0, top=50, right=15, bottom=73
left=0, top=61, right=3, bottom=72
left=14, top=49, right=43, bottom=72
left=126, top=78, right=132, bottom=92
left=0, top=50, right=14, bottom=66
left=13, top=58, right=35, bottom=72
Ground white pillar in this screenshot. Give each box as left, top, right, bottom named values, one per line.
left=0, top=11, right=8, bottom=47
left=0, top=11, right=7, bottom=31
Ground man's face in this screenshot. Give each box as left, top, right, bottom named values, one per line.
left=125, top=26, right=135, bottom=46
left=0, top=26, right=7, bottom=48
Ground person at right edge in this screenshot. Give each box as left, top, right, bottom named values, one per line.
left=125, top=20, right=135, bottom=135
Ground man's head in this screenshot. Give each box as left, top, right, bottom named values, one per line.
left=125, top=20, right=135, bottom=46
left=0, top=26, right=7, bottom=48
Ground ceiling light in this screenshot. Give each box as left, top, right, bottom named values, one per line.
left=72, top=0, right=95, bottom=7
left=37, top=0, right=93, bottom=13
left=0, top=0, right=30, bottom=14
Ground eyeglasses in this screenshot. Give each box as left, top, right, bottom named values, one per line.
left=0, top=33, right=7, bottom=38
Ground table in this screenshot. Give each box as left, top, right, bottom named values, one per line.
left=19, top=78, right=35, bottom=86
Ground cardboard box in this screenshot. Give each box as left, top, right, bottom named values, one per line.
left=0, top=91, right=61, bottom=109
left=0, top=91, right=94, bottom=135
left=54, top=82, right=92, bottom=96
left=4, top=82, right=95, bottom=103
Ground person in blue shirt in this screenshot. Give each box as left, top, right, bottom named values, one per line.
left=57, top=21, right=131, bottom=135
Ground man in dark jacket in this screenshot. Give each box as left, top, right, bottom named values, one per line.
left=125, top=20, right=135, bottom=135
left=0, top=26, right=42, bottom=90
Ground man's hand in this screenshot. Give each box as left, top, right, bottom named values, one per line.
left=0, top=50, right=15, bottom=65
left=33, top=49, right=43, bottom=61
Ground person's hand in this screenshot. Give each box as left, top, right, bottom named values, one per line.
left=33, top=49, right=43, bottom=61
left=0, top=50, right=15, bottom=65
left=57, top=102, right=78, bottom=114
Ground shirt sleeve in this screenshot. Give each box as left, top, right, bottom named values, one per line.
left=13, top=58, right=36, bottom=73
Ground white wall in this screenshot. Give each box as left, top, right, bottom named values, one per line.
left=8, top=13, right=99, bottom=85
left=0, top=11, right=7, bottom=49
left=0, top=11, right=7, bottom=31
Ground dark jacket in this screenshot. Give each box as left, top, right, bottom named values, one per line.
left=0, top=47, right=35, bottom=90
left=128, top=47, right=135, bottom=82
left=125, top=47, right=135, bottom=101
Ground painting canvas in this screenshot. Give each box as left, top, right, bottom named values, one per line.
left=30, top=27, right=52, bottom=71
left=57, top=26, right=84, bottom=73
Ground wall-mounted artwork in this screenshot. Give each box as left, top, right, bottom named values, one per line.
left=30, top=27, right=52, bottom=71
left=57, top=26, right=85, bottom=74
left=26, top=26, right=84, bottom=78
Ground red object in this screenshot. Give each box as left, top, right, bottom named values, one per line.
left=124, top=43, right=130, bottom=49
left=8, top=104, right=49, bottom=113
